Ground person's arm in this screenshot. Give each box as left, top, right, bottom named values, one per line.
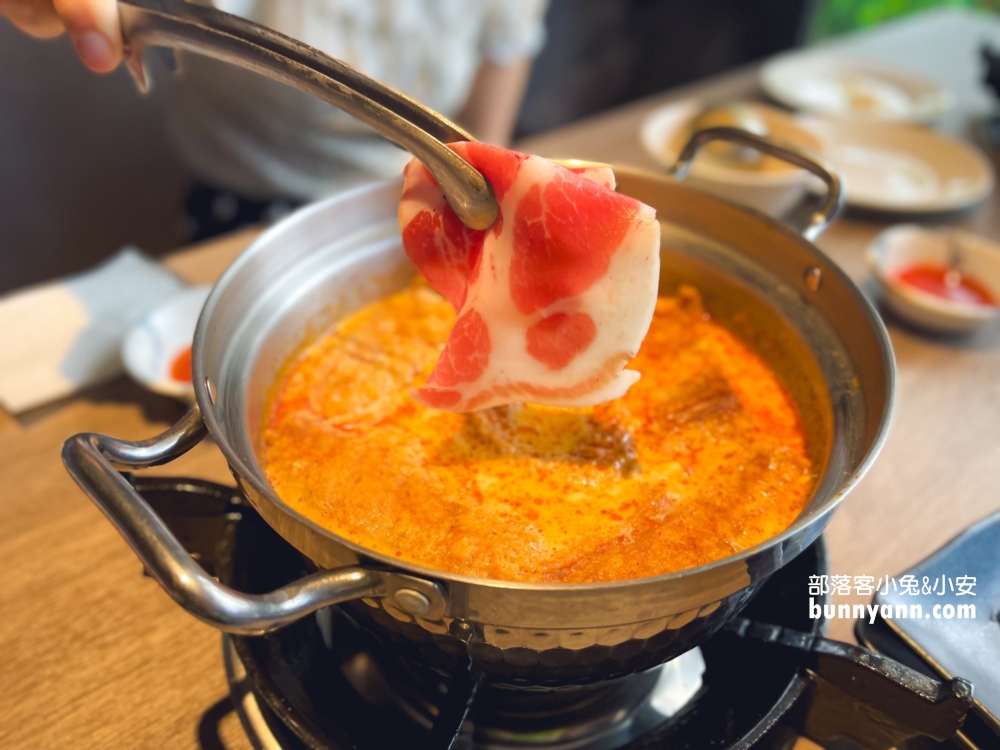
left=1, top=0, right=122, bottom=72
left=455, top=56, right=533, bottom=147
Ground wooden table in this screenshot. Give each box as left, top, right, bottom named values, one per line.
left=3, top=11, right=999, bottom=749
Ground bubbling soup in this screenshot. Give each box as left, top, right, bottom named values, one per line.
left=261, top=282, right=813, bottom=583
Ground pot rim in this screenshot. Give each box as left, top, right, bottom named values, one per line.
left=192, top=170, right=895, bottom=593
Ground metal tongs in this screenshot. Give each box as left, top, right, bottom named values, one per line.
left=118, top=0, right=844, bottom=240
left=118, top=0, right=498, bottom=230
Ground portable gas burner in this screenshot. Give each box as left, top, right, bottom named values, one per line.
left=134, top=477, right=998, bottom=750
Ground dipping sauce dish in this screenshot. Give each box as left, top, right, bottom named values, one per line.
left=867, top=225, right=1000, bottom=334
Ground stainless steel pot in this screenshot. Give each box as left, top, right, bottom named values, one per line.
left=63, top=145, right=893, bottom=687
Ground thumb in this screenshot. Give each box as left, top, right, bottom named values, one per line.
left=1, top=1, right=64, bottom=39
left=52, top=0, right=122, bottom=73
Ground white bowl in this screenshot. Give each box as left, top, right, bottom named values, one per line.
left=866, top=226, right=1000, bottom=334
left=640, top=100, right=820, bottom=218
left=760, top=53, right=953, bottom=124
left=800, top=119, right=994, bottom=214
left=121, top=285, right=211, bottom=400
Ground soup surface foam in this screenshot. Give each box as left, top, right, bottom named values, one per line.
left=262, top=283, right=813, bottom=583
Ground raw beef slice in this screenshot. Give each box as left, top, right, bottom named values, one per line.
left=398, top=142, right=660, bottom=411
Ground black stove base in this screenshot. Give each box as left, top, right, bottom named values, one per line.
left=223, top=537, right=822, bottom=750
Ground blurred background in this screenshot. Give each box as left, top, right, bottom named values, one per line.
left=1, top=0, right=998, bottom=294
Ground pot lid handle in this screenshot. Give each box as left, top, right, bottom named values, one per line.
left=671, top=126, right=845, bottom=242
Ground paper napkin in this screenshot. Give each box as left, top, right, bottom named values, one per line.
left=0, top=248, right=186, bottom=414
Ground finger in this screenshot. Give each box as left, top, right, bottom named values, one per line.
left=51, top=0, right=122, bottom=73
left=2, top=0, right=64, bottom=38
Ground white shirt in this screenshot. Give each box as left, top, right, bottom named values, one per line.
left=163, top=0, right=547, bottom=201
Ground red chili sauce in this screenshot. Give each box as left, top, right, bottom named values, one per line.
left=895, top=264, right=996, bottom=307
left=170, top=345, right=193, bottom=383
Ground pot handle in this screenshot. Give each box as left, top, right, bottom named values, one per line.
left=62, top=406, right=446, bottom=635
left=670, top=126, right=845, bottom=242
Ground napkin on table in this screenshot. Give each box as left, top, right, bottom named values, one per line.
left=0, top=248, right=185, bottom=414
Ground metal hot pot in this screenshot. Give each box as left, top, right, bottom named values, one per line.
left=62, top=0, right=893, bottom=689
left=63, top=156, right=893, bottom=689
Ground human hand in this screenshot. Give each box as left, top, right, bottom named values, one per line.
left=1, top=0, right=122, bottom=72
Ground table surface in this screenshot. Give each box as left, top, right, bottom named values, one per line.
left=2, top=9, right=999, bottom=749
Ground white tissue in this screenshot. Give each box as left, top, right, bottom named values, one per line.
left=0, top=247, right=185, bottom=413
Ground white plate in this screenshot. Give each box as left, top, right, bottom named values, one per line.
left=639, top=100, right=821, bottom=217
left=760, top=53, right=952, bottom=123
left=121, top=285, right=211, bottom=400
left=798, top=118, right=994, bottom=214
left=867, top=225, right=1000, bottom=334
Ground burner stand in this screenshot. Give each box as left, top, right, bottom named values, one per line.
left=130, top=475, right=833, bottom=750
left=225, top=629, right=705, bottom=750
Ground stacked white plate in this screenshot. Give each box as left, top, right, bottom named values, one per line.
left=760, top=53, right=953, bottom=124
left=797, top=117, right=994, bottom=214
left=759, top=53, right=994, bottom=215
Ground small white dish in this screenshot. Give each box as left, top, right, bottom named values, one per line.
left=121, top=285, right=211, bottom=400
left=799, top=118, right=994, bottom=214
left=640, top=100, right=822, bottom=217
left=760, top=53, right=952, bottom=123
left=867, top=225, right=1000, bottom=334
